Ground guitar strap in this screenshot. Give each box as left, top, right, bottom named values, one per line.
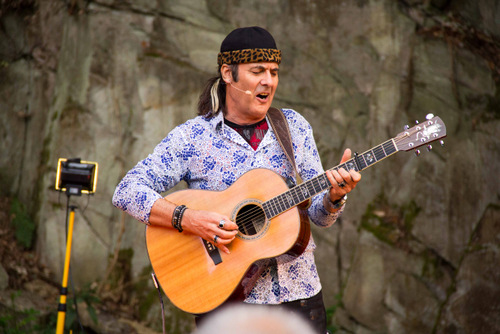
left=263, top=107, right=312, bottom=297
left=267, top=107, right=302, bottom=183
left=267, top=107, right=310, bottom=208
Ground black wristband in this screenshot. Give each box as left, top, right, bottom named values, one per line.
left=172, top=205, right=186, bottom=231
left=175, top=206, right=187, bottom=233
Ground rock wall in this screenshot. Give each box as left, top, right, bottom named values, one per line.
left=1, top=0, right=499, bottom=333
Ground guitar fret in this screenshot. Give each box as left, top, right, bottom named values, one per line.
left=289, top=188, right=297, bottom=205
left=303, top=182, right=312, bottom=196
left=294, top=186, right=304, bottom=203
left=263, top=202, right=270, bottom=217
left=344, top=160, right=357, bottom=172
left=355, top=154, right=366, bottom=171
left=381, top=143, right=388, bottom=156
left=383, top=140, right=397, bottom=155
left=364, top=150, right=376, bottom=166
left=357, top=155, right=367, bottom=170
left=273, top=198, right=282, bottom=216
left=268, top=198, right=278, bottom=217
left=373, top=145, right=386, bottom=161
left=314, top=175, right=322, bottom=192
left=323, top=174, right=332, bottom=189
left=321, top=175, right=329, bottom=189
left=285, top=193, right=293, bottom=206
left=299, top=184, right=310, bottom=201
left=279, top=196, right=286, bottom=212
left=278, top=194, right=287, bottom=212
left=265, top=199, right=277, bottom=217
left=309, top=177, right=320, bottom=194
left=294, top=187, right=302, bottom=204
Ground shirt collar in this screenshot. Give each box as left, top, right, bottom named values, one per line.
left=205, top=111, right=277, bottom=150
left=206, top=111, right=224, bottom=132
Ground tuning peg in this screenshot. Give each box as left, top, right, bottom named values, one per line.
left=426, top=113, right=434, bottom=120
left=415, top=120, right=419, bottom=124
left=427, top=144, right=433, bottom=152
left=404, top=124, right=410, bottom=130
left=440, top=140, right=445, bottom=147
left=414, top=149, right=421, bottom=157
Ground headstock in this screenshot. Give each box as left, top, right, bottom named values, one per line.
left=395, top=114, right=447, bottom=155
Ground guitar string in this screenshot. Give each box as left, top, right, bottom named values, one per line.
left=234, top=138, right=398, bottom=225
left=233, top=164, right=351, bottom=231
left=231, top=195, right=307, bottom=231
left=224, top=134, right=421, bottom=232
left=233, top=141, right=393, bottom=230
left=229, top=158, right=358, bottom=231
left=232, top=172, right=330, bottom=230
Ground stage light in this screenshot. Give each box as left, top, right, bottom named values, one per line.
left=55, top=158, right=98, bottom=196
left=54, top=157, right=99, bottom=333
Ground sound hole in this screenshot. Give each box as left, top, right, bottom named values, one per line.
left=236, top=204, right=266, bottom=237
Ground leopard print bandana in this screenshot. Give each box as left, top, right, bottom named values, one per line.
left=218, top=48, right=282, bottom=65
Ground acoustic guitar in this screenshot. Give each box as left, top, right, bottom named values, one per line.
left=146, top=115, right=447, bottom=314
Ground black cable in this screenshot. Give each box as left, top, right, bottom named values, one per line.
left=81, top=193, right=91, bottom=213
left=152, top=273, right=166, bottom=334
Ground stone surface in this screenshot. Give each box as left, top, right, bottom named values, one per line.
left=0, top=264, right=8, bottom=290
left=1, top=0, right=499, bottom=333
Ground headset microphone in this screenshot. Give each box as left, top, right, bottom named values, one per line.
left=229, top=82, right=252, bottom=95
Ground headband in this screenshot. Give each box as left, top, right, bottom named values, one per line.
left=217, top=26, right=281, bottom=65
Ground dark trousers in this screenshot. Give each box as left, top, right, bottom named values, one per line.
left=195, top=290, right=327, bottom=334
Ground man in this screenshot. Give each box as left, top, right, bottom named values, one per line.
left=112, top=26, right=361, bottom=333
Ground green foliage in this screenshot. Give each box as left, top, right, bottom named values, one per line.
left=64, top=284, right=100, bottom=331
left=0, top=284, right=101, bottom=333
left=10, top=198, right=36, bottom=249
left=0, top=291, right=56, bottom=334
left=360, top=193, right=421, bottom=248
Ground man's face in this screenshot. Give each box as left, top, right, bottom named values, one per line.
left=224, top=62, right=279, bottom=125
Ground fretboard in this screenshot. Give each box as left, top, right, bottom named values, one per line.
left=263, top=139, right=398, bottom=218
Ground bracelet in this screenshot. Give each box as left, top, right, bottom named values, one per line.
left=323, top=194, right=347, bottom=213
left=175, top=206, right=187, bottom=233
left=172, top=205, right=187, bottom=232
left=171, top=205, right=181, bottom=228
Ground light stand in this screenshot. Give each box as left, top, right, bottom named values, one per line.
left=56, top=193, right=77, bottom=334
left=54, top=158, right=98, bottom=334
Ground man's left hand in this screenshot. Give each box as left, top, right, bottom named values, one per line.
left=325, top=148, right=361, bottom=203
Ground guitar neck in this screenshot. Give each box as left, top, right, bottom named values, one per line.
left=263, top=138, right=398, bottom=219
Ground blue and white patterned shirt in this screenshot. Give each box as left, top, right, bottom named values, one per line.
left=112, top=108, right=343, bottom=304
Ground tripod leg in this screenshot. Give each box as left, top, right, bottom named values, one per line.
left=56, top=206, right=76, bottom=334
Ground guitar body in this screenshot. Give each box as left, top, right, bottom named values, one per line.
left=146, top=168, right=311, bottom=315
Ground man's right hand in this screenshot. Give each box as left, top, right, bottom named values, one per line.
left=182, top=209, right=239, bottom=254
left=149, top=198, right=238, bottom=254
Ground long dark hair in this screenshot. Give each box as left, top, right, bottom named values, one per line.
left=197, top=65, right=239, bottom=117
